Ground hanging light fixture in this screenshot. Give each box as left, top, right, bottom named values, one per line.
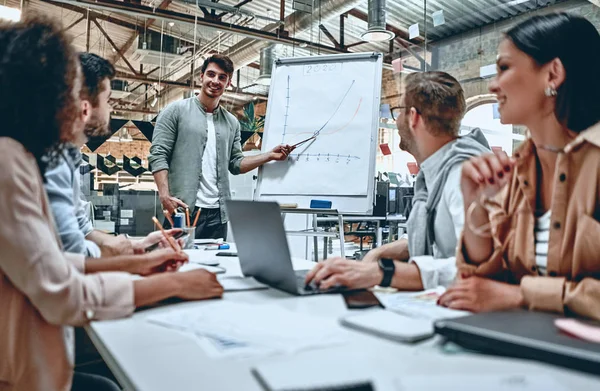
left=360, top=0, right=395, bottom=42
left=255, top=44, right=278, bottom=86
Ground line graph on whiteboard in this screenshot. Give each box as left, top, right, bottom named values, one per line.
left=259, top=56, right=380, bottom=198
left=280, top=75, right=364, bottom=163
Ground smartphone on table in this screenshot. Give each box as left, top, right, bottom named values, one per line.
left=144, top=231, right=188, bottom=252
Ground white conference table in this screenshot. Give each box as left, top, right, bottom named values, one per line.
left=86, top=248, right=600, bottom=391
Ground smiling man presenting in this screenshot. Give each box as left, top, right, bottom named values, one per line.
left=149, top=54, right=293, bottom=239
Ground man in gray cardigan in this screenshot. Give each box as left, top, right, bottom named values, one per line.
left=305, top=72, right=490, bottom=292
left=149, top=54, right=293, bottom=239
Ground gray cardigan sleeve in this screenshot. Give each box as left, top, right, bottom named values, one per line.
left=148, top=102, right=179, bottom=173
left=228, top=119, right=244, bottom=175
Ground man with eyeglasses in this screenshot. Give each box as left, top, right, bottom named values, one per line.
left=305, top=71, right=490, bottom=292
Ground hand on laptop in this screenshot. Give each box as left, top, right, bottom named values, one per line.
left=437, top=276, right=524, bottom=312
left=304, top=258, right=383, bottom=291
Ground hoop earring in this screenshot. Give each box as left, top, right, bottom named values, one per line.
left=544, top=86, right=557, bottom=97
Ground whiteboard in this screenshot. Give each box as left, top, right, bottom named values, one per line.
left=255, top=53, right=382, bottom=214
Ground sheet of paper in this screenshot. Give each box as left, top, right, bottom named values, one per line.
left=374, top=287, right=470, bottom=321
left=217, top=276, right=268, bottom=291
left=178, top=262, right=224, bottom=274
left=397, top=374, right=568, bottom=391
left=146, top=302, right=348, bottom=358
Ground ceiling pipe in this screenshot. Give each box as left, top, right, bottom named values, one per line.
left=361, top=0, right=395, bottom=42
left=255, top=44, right=278, bottom=86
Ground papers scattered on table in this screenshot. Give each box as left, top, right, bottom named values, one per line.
left=217, top=276, right=268, bottom=291
left=374, top=287, right=471, bottom=321
left=146, top=302, right=348, bottom=358
left=178, top=262, right=224, bottom=274
left=396, top=374, right=568, bottom=391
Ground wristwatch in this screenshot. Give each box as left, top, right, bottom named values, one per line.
left=378, top=258, right=395, bottom=287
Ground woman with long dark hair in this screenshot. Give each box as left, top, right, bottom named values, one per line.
left=438, top=13, right=600, bottom=321
left=0, top=17, right=223, bottom=391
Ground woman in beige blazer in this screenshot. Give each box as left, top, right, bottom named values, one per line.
left=438, top=13, right=600, bottom=321
left=0, top=17, right=224, bottom=391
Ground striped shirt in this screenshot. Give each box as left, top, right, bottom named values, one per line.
left=535, top=210, right=551, bottom=276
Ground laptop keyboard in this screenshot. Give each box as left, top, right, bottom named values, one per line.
left=294, top=270, right=345, bottom=294
left=295, top=270, right=319, bottom=293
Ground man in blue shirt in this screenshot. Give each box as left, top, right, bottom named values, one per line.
left=45, top=53, right=178, bottom=257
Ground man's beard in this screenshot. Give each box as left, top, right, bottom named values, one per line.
left=84, top=114, right=110, bottom=138
left=398, top=119, right=413, bottom=154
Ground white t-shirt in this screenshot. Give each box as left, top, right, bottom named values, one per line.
left=535, top=210, right=551, bottom=275
left=195, top=113, right=219, bottom=208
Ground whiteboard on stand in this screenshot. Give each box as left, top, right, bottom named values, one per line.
left=255, top=52, right=383, bottom=214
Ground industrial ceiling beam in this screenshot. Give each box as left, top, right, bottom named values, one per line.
left=43, top=0, right=194, bottom=45
left=339, top=13, right=346, bottom=48
left=113, top=0, right=173, bottom=66
left=217, top=0, right=254, bottom=18
left=46, top=0, right=346, bottom=55
left=319, top=24, right=340, bottom=49
left=93, top=19, right=140, bottom=75
left=63, top=15, right=85, bottom=32
left=43, top=0, right=145, bottom=31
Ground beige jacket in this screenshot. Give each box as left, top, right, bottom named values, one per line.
left=457, top=122, right=600, bottom=321
left=0, top=138, right=135, bottom=391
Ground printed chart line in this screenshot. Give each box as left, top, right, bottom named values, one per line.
left=311, top=79, right=356, bottom=138
left=282, top=78, right=357, bottom=144
left=288, top=153, right=361, bottom=161
left=282, top=75, right=291, bottom=144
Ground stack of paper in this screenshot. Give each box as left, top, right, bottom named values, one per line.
left=374, top=287, right=470, bottom=321
left=147, top=302, right=348, bottom=358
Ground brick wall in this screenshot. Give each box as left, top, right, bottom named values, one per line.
left=82, top=129, right=151, bottom=162
left=432, top=0, right=600, bottom=99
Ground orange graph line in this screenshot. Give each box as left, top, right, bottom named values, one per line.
left=287, top=98, right=363, bottom=142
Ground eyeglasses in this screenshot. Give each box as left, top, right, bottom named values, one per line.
left=390, top=106, right=406, bottom=121
left=390, top=106, right=420, bottom=121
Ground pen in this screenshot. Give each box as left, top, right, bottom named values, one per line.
left=192, top=208, right=201, bottom=228
left=291, top=135, right=316, bottom=148
left=152, top=216, right=180, bottom=252
left=162, top=209, right=174, bottom=227
left=204, top=244, right=230, bottom=250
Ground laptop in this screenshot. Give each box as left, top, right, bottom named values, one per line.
left=434, top=310, right=600, bottom=375
left=226, top=200, right=343, bottom=296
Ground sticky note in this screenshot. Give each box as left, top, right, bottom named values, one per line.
left=409, top=23, right=420, bottom=39
left=432, top=10, right=445, bottom=27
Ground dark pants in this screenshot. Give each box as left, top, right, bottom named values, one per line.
left=164, top=207, right=227, bottom=240
left=192, top=207, right=227, bottom=240
left=71, top=372, right=121, bottom=391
